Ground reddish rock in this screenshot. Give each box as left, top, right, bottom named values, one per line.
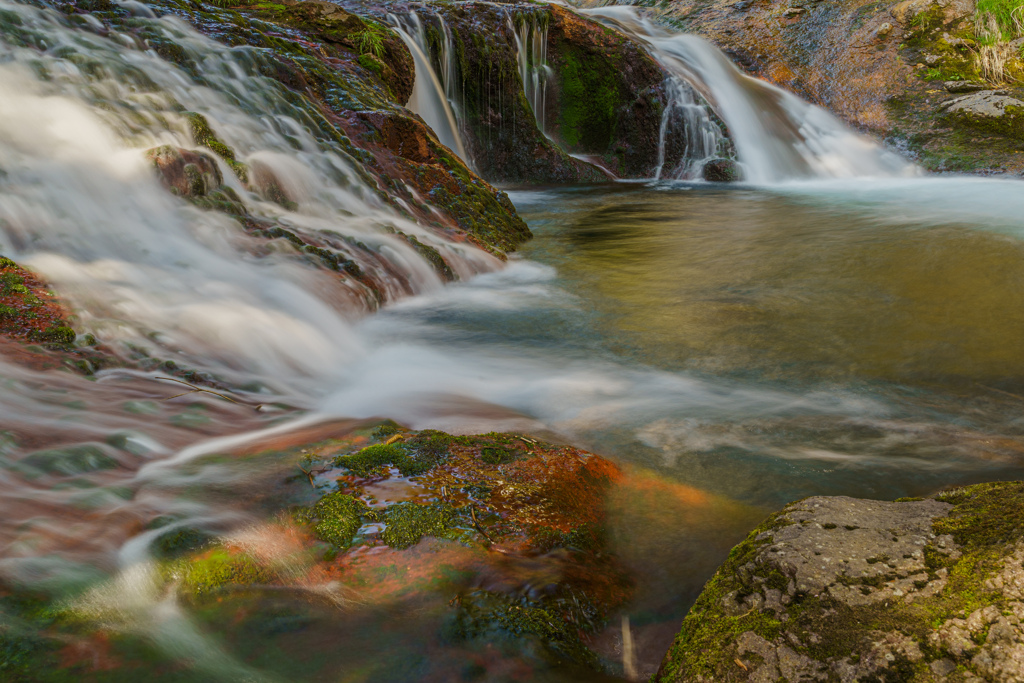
left=145, top=145, right=223, bottom=198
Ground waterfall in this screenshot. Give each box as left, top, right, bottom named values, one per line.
left=510, top=13, right=554, bottom=135
left=581, top=6, right=916, bottom=182
left=654, top=75, right=728, bottom=179
left=388, top=12, right=472, bottom=166
left=0, top=0, right=494, bottom=392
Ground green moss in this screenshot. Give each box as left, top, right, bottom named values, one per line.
left=381, top=502, right=462, bottom=549
left=480, top=446, right=515, bottom=465
left=450, top=590, right=599, bottom=668
left=357, top=52, right=385, bottom=77
left=372, top=421, right=403, bottom=440
left=934, top=481, right=1024, bottom=548
left=554, top=44, right=622, bottom=151
left=168, top=547, right=272, bottom=595
left=184, top=112, right=248, bottom=182
left=311, top=491, right=365, bottom=549
left=334, top=443, right=406, bottom=476
left=34, top=324, right=76, bottom=345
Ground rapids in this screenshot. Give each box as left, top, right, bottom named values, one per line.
left=4, top=1, right=1024, bottom=681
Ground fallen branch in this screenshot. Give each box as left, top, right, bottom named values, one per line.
left=155, top=376, right=264, bottom=411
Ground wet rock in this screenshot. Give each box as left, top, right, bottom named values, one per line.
left=702, top=158, right=743, bottom=182
left=160, top=426, right=632, bottom=672
left=407, top=3, right=608, bottom=184
left=0, top=256, right=76, bottom=349
left=146, top=145, right=222, bottom=198
left=21, top=444, right=119, bottom=477
left=945, top=80, right=987, bottom=93
left=358, top=110, right=435, bottom=164
left=655, top=482, right=1024, bottom=682
left=940, top=91, right=1024, bottom=140
left=545, top=4, right=683, bottom=178
left=250, top=1, right=414, bottom=105
left=119, top=1, right=531, bottom=258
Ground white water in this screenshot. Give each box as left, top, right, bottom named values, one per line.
left=510, top=13, right=554, bottom=135
left=581, top=6, right=917, bottom=183
left=6, top=2, right=1024, bottom=680
left=389, top=12, right=472, bottom=165
left=0, top=1, right=495, bottom=394
left=653, top=74, right=725, bottom=179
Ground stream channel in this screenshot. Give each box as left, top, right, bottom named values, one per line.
left=4, top=1, right=1024, bottom=680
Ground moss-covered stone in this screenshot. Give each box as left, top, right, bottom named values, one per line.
left=166, top=546, right=274, bottom=595
left=656, top=483, right=1024, bottom=682
left=0, top=257, right=87, bottom=360
left=311, top=491, right=364, bottom=549
left=380, top=502, right=462, bottom=549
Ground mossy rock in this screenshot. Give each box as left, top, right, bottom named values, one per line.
left=939, top=91, right=1024, bottom=141
left=165, top=547, right=274, bottom=596
left=311, top=491, right=365, bottom=549
left=656, top=483, right=1024, bottom=682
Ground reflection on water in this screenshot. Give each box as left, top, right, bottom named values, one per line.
left=517, top=182, right=1024, bottom=385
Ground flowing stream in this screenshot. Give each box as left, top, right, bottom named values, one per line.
left=4, top=1, right=1024, bottom=681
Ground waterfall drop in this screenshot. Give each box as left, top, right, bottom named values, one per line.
left=582, top=6, right=916, bottom=182
left=510, top=13, right=554, bottom=136
left=389, top=12, right=472, bottom=167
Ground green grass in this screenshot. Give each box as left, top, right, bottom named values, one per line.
left=977, top=0, right=1024, bottom=39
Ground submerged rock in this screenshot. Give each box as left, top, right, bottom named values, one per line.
left=701, top=158, right=743, bottom=182
left=656, top=482, right=1024, bottom=682
left=146, top=145, right=223, bottom=198
left=156, top=425, right=632, bottom=673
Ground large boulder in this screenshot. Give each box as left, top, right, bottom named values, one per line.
left=657, top=482, right=1024, bottom=682
left=940, top=91, right=1024, bottom=139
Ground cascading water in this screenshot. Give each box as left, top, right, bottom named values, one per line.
left=388, top=12, right=472, bottom=165
left=10, top=2, right=1024, bottom=681
left=510, top=13, right=554, bottom=135
left=0, top=1, right=496, bottom=394
left=654, top=75, right=728, bottom=179
left=581, top=6, right=917, bottom=182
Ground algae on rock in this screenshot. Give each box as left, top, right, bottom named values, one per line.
left=656, top=482, right=1024, bottom=682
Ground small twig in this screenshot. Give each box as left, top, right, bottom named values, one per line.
left=469, top=505, right=493, bottom=544
left=978, top=384, right=1024, bottom=403
left=154, top=376, right=264, bottom=411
